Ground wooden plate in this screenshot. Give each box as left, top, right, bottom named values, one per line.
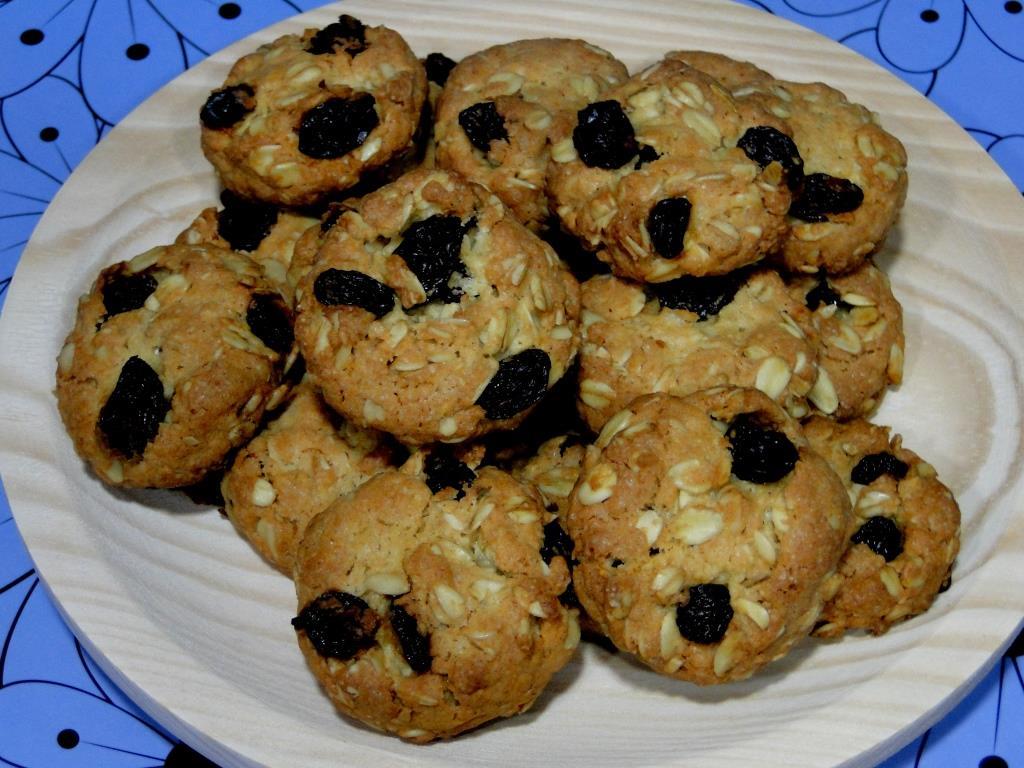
left=2, top=1, right=1023, bottom=766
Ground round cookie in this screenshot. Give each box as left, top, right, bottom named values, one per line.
left=565, top=389, right=850, bottom=684
left=803, top=417, right=960, bottom=638
left=577, top=268, right=820, bottom=431
left=221, top=382, right=403, bottom=573
left=546, top=58, right=793, bottom=282
left=200, top=14, right=427, bottom=207
left=732, top=78, right=908, bottom=274
left=56, top=243, right=296, bottom=488
left=434, top=38, right=628, bottom=231
left=293, top=168, right=581, bottom=444
left=292, top=461, right=579, bottom=742
left=176, top=192, right=318, bottom=305
left=786, top=261, right=904, bottom=419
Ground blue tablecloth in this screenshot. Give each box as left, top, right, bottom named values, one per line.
left=1, top=1, right=1021, bottom=766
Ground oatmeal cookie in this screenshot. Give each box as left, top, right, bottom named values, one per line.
left=200, top=14, right=427, bottom=207
left=804, top=417, right=960, bottom=638
left=565, top=389, right=850, bottom=684
left=175, top=191, right=318, bottom=305
left=663, top=50, right=774, bottom=91
left=56, top=243, right=296, bottom=488
left=547, top=59, right=793, bottom=282
left=293, top=168, right=581, bottom=444
left=435, top=38, right=628, bottom=231
left=786, top=261, right=904, bottom=419
left=221, top=382, right=402, bottom=573
left=732, top=79, right=908, bottom=274
left=292, top=460, right=579, bottom=741
left=577, top=268, right=819, bottom=431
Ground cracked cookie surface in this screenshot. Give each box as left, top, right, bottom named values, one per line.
left=565, top=389, right=850, bottom=684
left=293, top=168, right=580, bottom=444
left=293, top=461, right=578, bottom=741
left=56, top=243, right=295, bottom=487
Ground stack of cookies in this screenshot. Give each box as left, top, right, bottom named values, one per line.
left=54, top=13, right=961, bottom=744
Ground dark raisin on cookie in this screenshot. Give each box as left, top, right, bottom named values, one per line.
left=97, top=356, right=171, bottom=458
left=424, top=52, right=456, bottom=86
left=291, top=591, right=380, bottom=660
left=389, top=604, right=432, bottom=673
left=395, top=214, right=475, bottom=303
left=851, top=515, right=904, bottom=561
left=200, top=84, right=255, bottom=129
left=647, top=197, right=692, bottom=259
left=851, top=451, right=910, bottom=485
left=216, top=190, right=279, bottom=252
left=789, top=172, right=864, bottom=222
left=726, top=413, right=799, bottom=484
left=675, top=583, right=733, bottom=644
left=458, top=101, right=508, bottom=153
left=804, top=272, right=851, bottom=312
left=101, top=268, right=158, bottom=317
left=423, top=446, right=476, bottom=499
left=737, top=126, right=804, bottom=189
left=540, top=520, right=576, bottom=566
left=306, top=15, right=367, bottom=56
left=573, top=100, right=638, bottom=170
left=297, top=94, right=379, bottom=160
left=634, top=143, right=660, bottom=170
left=476, top=348, right=552, bottom=421
left=246, top=293, right=293, bottom=354
left=313, top=268, right=396, bottom=318
left=647, top=269, right=748, bottom=320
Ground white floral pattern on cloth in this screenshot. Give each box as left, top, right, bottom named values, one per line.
left=0, top=1, right=1022, bottom=766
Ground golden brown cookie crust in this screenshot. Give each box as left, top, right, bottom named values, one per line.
left=200, top=17, right=427, bottom=207
left=56, top=244, right=294, bottom=488
left=804, top=417, right=960, bottom=638
left=577, top=269, right=820, bottom=431
left=547, top=59, right=792, bottom=282
left=221, top=382, right=398, bottom=573
left=787, top=261, right=904, bottom=419
left=566, top=389, right=850, bottom=684
left=293, top=466, right=579, bottom=741
left=293, top=168, right=581, bottom=444
left=435, top=38, right=628, bottom=230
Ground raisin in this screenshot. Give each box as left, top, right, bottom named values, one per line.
left=476, top=348, right=551, bottom=420
left=200, top=84, right=254, bottom=129
left=540, top=520, right=576, bottom=566
left=726, top=413, right=799, bottom=484
left=246, top=293, right=293, bottom=354
left=97, top=356, right=171, bottom=458
left=646, top=197, right=692, bottom=259
left=737, top=126, right=804, bottom=189
left=458, top=101, right=508, bottom=153
left=647, top=269, right=747, bottom=320
left=573, top=100, right=638, bottom=170
left=395, top=214, right=474, bottom=303
left=675, top=584, right=733, bottom=644
left=804, top=272, right=850, bottom=312
left=424, top=52, right=456, bottom=85
left=298, top=94, right=378, bottom=159
left=389, top=604, right=432, bottom=673
left=610, top=558, right=624, bottom=568
left=851, top=452, right=909, bottom=485
left=789, top=173, right=864, bottom=222
left=291, top=591, right=380, bottom=660
left=634, top=143, right=660, bottom=170
left=423, top=446, right=476, bottom=499
left=217, top=190, right=278, bottom=252
left=313, top=268, right=395, bottom=318
left=306, top=15, right=367, bottom=56
left=101, top=268, right=157, bottom=316
left=851, top=516, right=904, bottom=561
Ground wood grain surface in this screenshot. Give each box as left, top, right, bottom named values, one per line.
left=1, top=1, right=1023, bottom=766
